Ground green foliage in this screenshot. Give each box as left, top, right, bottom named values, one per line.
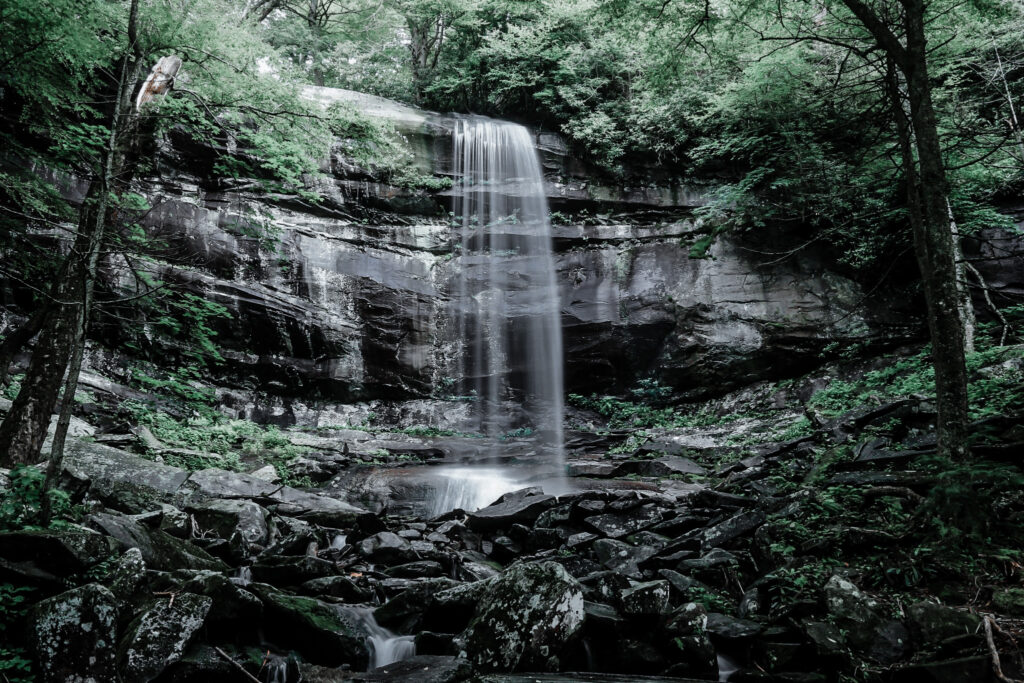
left=808, top=343, right=1024, bottom=420
left=0, top=583, right=35, bottom=683
left=568, top=392, right=725, bottom=430
left=686, top=585, right=732, bottom=613
left=499, top=426, right=534, bottom=440
left=326, top=101, right=450, bottom=188
left=125, top=404, right=314, bottom=487
left=2, top=374, right=23, bottom=401
left=0, top=466, right=71, bottom=531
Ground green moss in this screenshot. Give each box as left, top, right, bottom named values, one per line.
left=271, top=594, right=353, bottom=635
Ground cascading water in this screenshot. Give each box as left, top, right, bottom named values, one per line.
left=347, top=607, right=416, bottom=670
left=450, top=117, right=565, bottom=474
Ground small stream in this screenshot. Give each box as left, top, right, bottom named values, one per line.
left=346, top=606, right=416, bottom=669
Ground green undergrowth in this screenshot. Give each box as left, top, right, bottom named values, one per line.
left=0, top=583, right=34, bottom=683
left=568, top=393, right=726, bottom=430
left=126, top=403, right=313, bottom=487
left=306, top=422, right=485, bottom=440
left=327, top=101, right=452, bottom=191
left=0, top=466, right=74, bottom=532
left=808, top=342, right=1024, bottom=420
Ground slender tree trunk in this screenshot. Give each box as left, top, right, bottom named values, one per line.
left=948, top=200, right=975, bottom=353
left=901, top=0, right=970, bottom=460
left=0, top=0, right=144, bottom=468
left=0, top=192, right=104, bottom=466
left=844, top=0, right=971, bottom=461
left=42, top=210, right=104, bottom=521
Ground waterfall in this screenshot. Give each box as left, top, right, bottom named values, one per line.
left=346, top=607, right=417, bottom=670
left=451, top=118, right=564, bottom=470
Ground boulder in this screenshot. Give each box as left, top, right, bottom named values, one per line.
left=466, top=493, right=558, bottom=532
left=374, top=578, right=459, bottom=632
left=89, top=511, right=228, bottom=572
left=118, top=593, right=213, bottom=683
left=105, top=547, right=148, bottom=604
left=249, top=464, right=281, bottom=483
left=619, top=580, right=671, bottom=616
left=701, top=509, right=766, bottom=548
left=385, top=560, right=445, bottom=578
left=463, top=561, right=585, bottom=671
left=63, top=440, right=189, bottom=508
left=187, top=498, right=269, bottom=559
left=580, top=570, right=632, bottom=604
left=705, top=612, right=763, bottom=641
left=301, top=575, right=375, bottom=602
left=592, top=538, right=656, bottom=579
left=583, top=504, right=663, bottom=539
left=248, top=584, right=370, bottom=669
left=28, top=583, right=119, bottom=683
left=186, top=467, right=365, bottom=526
left=664, top=602, right=717, bottom=677
left=824, top=576, right=883, bottom=650
left=0, top=526, right=113, bottom=584
left=359, top=531, right=418, bottom=564
left=612, top=456, right=706, bottom=477
left=251, top=554, right=337, bottom=585
left=179, top=571, right=263, bottom=626
left=906, top=601, right=980, bottom=644
left=423, top=578, right=495, bottom=633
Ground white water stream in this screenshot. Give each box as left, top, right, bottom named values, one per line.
left=347, top=606, right=416, bottom=669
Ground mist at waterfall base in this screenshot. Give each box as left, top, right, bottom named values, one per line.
left=433, top=117, right=566, bottom=513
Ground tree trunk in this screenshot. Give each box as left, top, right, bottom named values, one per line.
left=948, top=200, right=975, bottom=353
left=0, top=191, right=104, bottom=466
left=0, top=0, right=145, bottom=468
left=901, top=0, right=970, bottom=460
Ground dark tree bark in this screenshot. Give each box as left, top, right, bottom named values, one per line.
left=845, top=0, right=969, bottom=460
left=0, top=0, right=145, bottom=468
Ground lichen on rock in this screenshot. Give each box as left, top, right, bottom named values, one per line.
left=463, top=560, right=584, bottom=671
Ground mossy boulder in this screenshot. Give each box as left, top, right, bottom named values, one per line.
left=27, top=583, right=119, bottom=683
left=248, top=584, right=370, bottom=669
left=0, top=526, right=114, bottom=584
left=118, top=592, right=213, bottom=683
left=186, top=499, right=269, bottom=561
left=105, top=547, right=148, bottom=605
left=89, top=510, right=228, bottom=572
left=907, top=601, right=980, bottom=644
left=463, top=561, right=584, bottom=672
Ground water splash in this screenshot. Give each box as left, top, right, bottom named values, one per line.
left=451, top=118, right=564, bottom=470
left=264, top=655, right=289, bottom=683
left=428, top=466, right=526, bottom=516
left=235, top=566, right=252, bottom=586
left=346, top=607, right=416, bottom=670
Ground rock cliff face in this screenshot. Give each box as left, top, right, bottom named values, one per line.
left=7, top=87, right=1021, bottom=423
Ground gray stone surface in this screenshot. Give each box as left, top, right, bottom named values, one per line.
left=28, top=583, right=119, bottom=683
left=463, top=561, right=585, bottom=672
left=119, top=593, right=213, bottom=683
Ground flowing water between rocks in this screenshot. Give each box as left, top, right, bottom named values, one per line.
left=347, top=607, right=417, bottom=669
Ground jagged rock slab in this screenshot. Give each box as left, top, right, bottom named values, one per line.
left=28, top=583, right=120, bottom=683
